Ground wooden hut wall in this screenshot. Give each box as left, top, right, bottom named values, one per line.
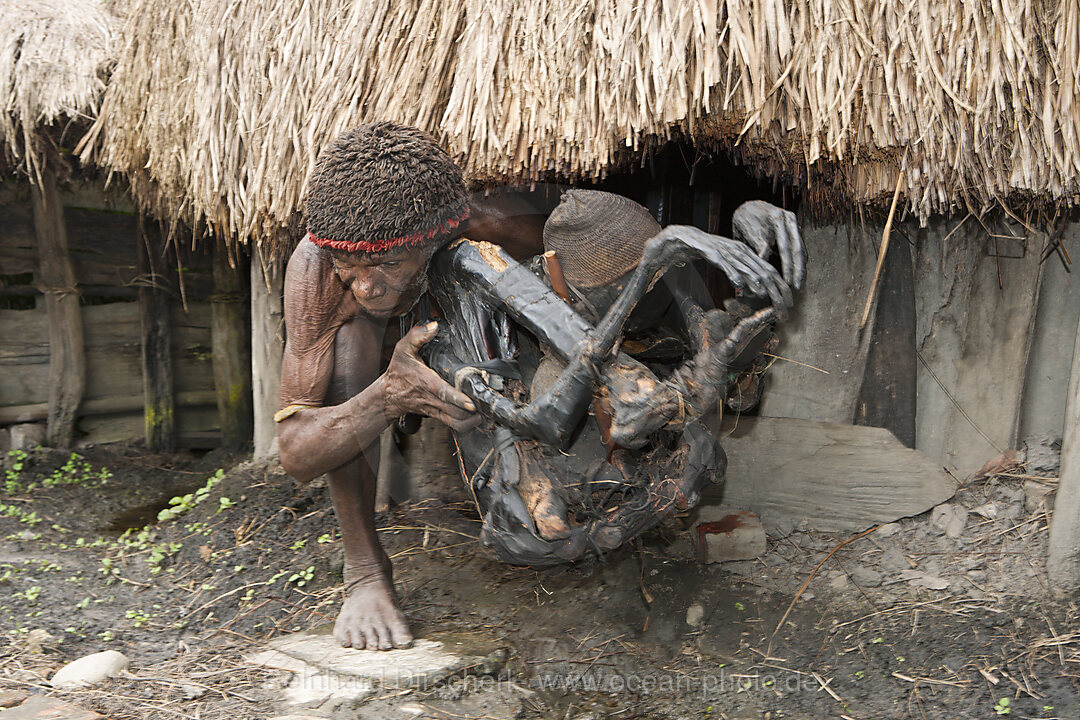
left=0, top=181, right=220, bottom=446
left=759, top=215, right=1079, bottom=478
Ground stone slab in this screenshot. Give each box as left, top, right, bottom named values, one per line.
left=0, top=695, right=101, bottom=720
left=265, top=634, right=477, bottom=690
left=246, top=649, right=375, bottom=711
left=711, top=416, right=958, bottom=533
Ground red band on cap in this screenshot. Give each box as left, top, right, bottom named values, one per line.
left=308, top=207, right=470, bottom=254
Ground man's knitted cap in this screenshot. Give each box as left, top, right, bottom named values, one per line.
left=305, top=121, right=469, bottom=254
left=543, top=190, right=661, bottom=288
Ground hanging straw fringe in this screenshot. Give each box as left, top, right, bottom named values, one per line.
left=72, top=0, right=1080, bottom=255
left=0, top=0, right=115, bottom=184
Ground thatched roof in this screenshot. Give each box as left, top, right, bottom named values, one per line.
left=80, top=0, right=1080, bottom=251
left=0, top=0, right=116, bottom=183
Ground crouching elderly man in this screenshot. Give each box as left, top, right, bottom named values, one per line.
left=275, top=122, right=499, bottom=651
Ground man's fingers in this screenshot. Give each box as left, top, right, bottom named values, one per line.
left=433, top=377, right=476, bottom=413
left=399, top=321, right=440, bottom=356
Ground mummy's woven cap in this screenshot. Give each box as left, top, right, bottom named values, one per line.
left=305, top=122, right=469, bottom=254
left=543, top=190, right=661, bottom=288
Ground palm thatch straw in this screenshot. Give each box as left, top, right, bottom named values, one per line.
left=80, top=0, right=1080, bottom=253
left=0, top=0, right=116, bottom=183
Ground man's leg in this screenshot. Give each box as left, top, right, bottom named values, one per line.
left=326, top=316, right=412, bottom=650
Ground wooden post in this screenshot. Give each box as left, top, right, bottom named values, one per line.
left=251, top=243, right=284, bottom=459
left=31, top=168, right=85, bottom=448
left=1048, top=315, right=1080, bottom=594
left=137, top=215, right=175, bottom=452
left=211, top=239, right=253, bottom=448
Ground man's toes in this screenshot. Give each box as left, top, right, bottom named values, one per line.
left=334, top=626, right=349, bottom=647
left=377, top=627, right=393, bottom=651
left=359, top=625, right=380, bottom=651
left=389, top=621, right=413, bottom=649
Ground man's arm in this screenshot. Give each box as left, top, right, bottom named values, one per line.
left=277, top=240, right=477, bottom=482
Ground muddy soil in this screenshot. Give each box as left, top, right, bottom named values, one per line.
left=0, top=444, right=1078, bottom=720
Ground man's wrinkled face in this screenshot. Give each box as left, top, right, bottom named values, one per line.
left=329, top=247, right=431, bottom=319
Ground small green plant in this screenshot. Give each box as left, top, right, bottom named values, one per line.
left=158, top=470, right=225, bottom=522
left=44, top=453, right=111, bottom=488
left=16, top=586, right=41, bottom=603
left=75, top=597, right=90, bottom=610
left=290, top=539, right=307, bottom=551
left=217, top=496, right=236, bottom=512
left=288, top=566, right=315, bottom=587
left=0, top=503, right=41, bottom=525
left=125, top=609, right=150, bottom=628
left=98, top=629, right=114, bottom=641
left=733, top=602, right=745, bottom=611
left=994, top=697, right=1011, bottom=715
left=4, top=449, right=28, bottom=493
left=317, top=533, right=333, bottom=544
left=98, top=557, right=121, bottom=584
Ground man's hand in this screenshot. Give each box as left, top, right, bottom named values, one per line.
left=380, top=322, right=481, bottom=431
left=732, top=200, right=806, bottom=290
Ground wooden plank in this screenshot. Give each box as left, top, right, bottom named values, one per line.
left=855, top=236, right=917, bottom=447
left=32, top=168, right=85, bottom=448
left=0, top=197, right=37, bottom=276
left=251, top=245, right=284, bottom=459
left=758, top=223, right=877, bottom=423
left=138, top=215, right=175, bottom=452
left=709, top=416, right=957, bottom=532
left=0, top=308, right=49, bottom=406
left=0, top=390, right=218, bottom=425
left=1048, top=306, right=1080, bottom=595
left=913, top=217, right=1042, bottom=475
left=211, top=240, right=252, bottom=447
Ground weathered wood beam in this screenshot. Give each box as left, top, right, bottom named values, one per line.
left=1048, top=315, right=1080, bottom=595
left=211, top=239, right=252, bottom=448
left=251, top=244, right=284, bottom=459
left=0, top=390, right=218, bottom=425
left=31, top=168, right=85, bottom=448
left=137, top=215, right=175, bottom=452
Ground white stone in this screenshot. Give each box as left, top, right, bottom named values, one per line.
left=899, top=570, right=950, bottom=591
left=1024, top=481, right=1055, bottom=513
left=685, top=604, right=705, bottom=627
left=875, top=523, right=901, bottom=537
left=9, top=423, right=44, bottom=451
left=930, top=503, right=967, bottom=538
left=50, top=650, right=129, bottom=689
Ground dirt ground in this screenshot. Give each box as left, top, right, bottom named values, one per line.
left=1, top=442, right=1078, bottom=720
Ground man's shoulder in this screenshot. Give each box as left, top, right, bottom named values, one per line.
left=287, top=236, right=331, bottom=273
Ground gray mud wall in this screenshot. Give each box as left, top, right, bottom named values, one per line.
left=761, top=214, right=1080, bottom=477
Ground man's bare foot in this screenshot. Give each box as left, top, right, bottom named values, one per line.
left=333, top=576, right=413, bottom=650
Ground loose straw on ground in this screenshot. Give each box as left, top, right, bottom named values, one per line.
left=767, top=524, right=880, bottom=658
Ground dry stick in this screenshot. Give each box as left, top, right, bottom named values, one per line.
left=859, top=169, right=905, bottom=332
left=767, top=524, right=880, bottom=657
